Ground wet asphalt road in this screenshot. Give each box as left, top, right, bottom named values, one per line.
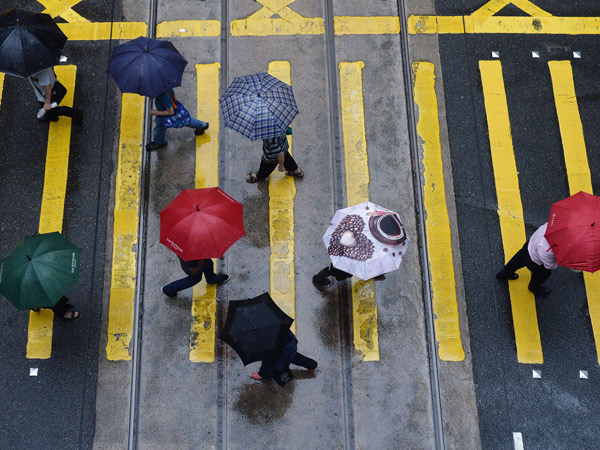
left=436, top=0, right=600, bottom=448
left=0, top=0, right=120, bottom=448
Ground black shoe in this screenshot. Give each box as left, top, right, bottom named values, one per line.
left=530, top=286, right=551, bottom=297
left=161, top=287, right=177, bottom=298
left=312, top=275, right=332, bottom=286
left=146, top=141, right=168, bottom=151
left=496, top=271, right=518, bottom=280
left=194, top=123, right=209, bottom=136
left=373, top=274, right=386, bottom=281
left=216, top=274, right=230, bottom=285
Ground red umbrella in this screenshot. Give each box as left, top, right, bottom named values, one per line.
left=160, top=187, right=244, bottom=261
left=545, top=191, right=600, bottom=272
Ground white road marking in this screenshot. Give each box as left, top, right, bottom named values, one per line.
left=513, top=432, right=524, bottom=450
left=532, top=369, right=541, bottom=378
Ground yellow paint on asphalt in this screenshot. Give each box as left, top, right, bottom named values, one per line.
left=157, top=20, right=221, bottom=38
left=480, top=60, right=543, bottom=364
left=27, top=65, right=77, bottom=359
left=231, top=0, right=323, bottom=36
left=268, top=61, right=296, bottom=334
left=412, top=62, right=465, bottom=362
left=106, top=94, right=144, bottom=361
left=334, top=16, right=400, bottom=35
left=189, top=63, right=220, bottom=363
left=58, top=22, right=147, bottom=41
left=38, top=0, right=89, bottom=23
left=408, top=0, right=600, bottom=35
left=339, top=61, right=379, bottom=361
left=0, top=73, right=4, bottom=111
left=549, top=61, right=600, bottom=364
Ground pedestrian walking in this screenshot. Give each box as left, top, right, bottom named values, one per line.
left=162, top=257, right=229, bottom=298
left=146, top=89, right=209, bottom=151
left=496, top=222, right=557, bottom=297
left=28, top=67, right=82, bottom=122
left=251, top=330, right=317, bottom=387
left=32, top=296, right=79, bottom=321
left=246, top=131, right=303, bottom=183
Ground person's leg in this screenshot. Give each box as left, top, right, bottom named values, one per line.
left=52, top=296, right=70, bottom=316
left=527, top=264, right=552, bottom=294
left=201, top=259, right=229, bottom=284
left=162, top=275, right=200, bottom=297
left=186, top=117, right=209, bottom=135
left=312, top=267, right=332, bottom=286
left=282, top=151, right=299, bottom=172
left=291, top=352, right=318, bottom=370
left=53, top=106, right=77, bottom=118
left=496, top=242, right=529, bottom=279
left=153, top=115, right=167, bottom=145
left=257, top=360, right=277, bottom=379
left=254, top=159, right=277, bottom=179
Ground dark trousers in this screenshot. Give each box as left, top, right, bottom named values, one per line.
left=256, top=151, right=298, bottom=179
left=258, top=352, right=317, bottom=378
left=499, top=242, right=552, bottom=291
left=38, top=101, right=77, bottom=121
left=163, top=259, right=221, bottom=296
left=313, top=264, right=352, bottom=285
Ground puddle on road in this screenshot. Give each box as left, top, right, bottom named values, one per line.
left=233, top=381, right=295, bottom=425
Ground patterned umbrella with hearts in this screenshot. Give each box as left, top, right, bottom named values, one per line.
left=322, top=202, right=410, bottom=280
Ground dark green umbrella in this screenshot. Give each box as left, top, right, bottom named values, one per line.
left=0, top=232, right=80, bottom=310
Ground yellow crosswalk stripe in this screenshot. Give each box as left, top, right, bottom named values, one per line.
left=58, top=22, right=147, bottom=41
left=549, top=60, right=600, bottom=364
left=334, top=16, right=400, bottom=35
left=339, top=61, right=379, bottom=361
left=190, top=63, right=221, bottom=363
left=268, top=61, right=296, bottom=335
left=27, top=65, right=77, bottom=359
left=412, top=61, right=465, bottom=361
left=156, top=20, right=221, bottom=37
left=0, top=74, right=4, bottom=111
left=480, top=60, right=543, bottom=364
left=106, top=94, right=144, bottom=361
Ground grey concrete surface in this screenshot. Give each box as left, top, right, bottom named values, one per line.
left=93, top=0, right=479, bottom=449
left=403, top=0, right=482, bottom=448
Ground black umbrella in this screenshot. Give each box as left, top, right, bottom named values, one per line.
left=0, top=8, right=67, bottom=78
left=219, top=292, right=294, bottom=365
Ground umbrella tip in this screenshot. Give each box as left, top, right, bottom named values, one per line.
left=144, top=46, right=148, bottom=52
left=16, top=19, right=20, bottom=25
left=26, top=255, right=31, bottom=261
left=196, top=204, right=200, bottom=211
left=592, top=222, right=596, bottom=227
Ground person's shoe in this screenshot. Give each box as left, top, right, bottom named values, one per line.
left=161, top=286, right=177, bottom=298
left=217, top=274, right=230, bottom=285
left=496, top=270, right=518, bottom=280
left=146, top=141, right=168, bottom=151
left=251, top=372, right=263, bottom=380
left=373, top=274, right=386, bottom=281
left=194, top=123, right=209, bottom=135
left=307, top=362, right=318, bottom=373
left=530, top=286, right=551, bottom=297
left=312, top=275, right=331, bottom=286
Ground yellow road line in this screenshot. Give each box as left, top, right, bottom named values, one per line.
left=190, top=63, right=220, bottom=363
left=549, top=61, right=600, bottom=364
left=0, top=73, right=4, bottom=111
left=412, top=62, right=465, bottom=362
left=268, top=61, right=296, bottom=335
left=231, top=1, right=323, bottom=36
left=480, top=60, right=542, bottom=364
left=408, top=15, right=600, bottom=35
left=157, top=20, right=221, bottom=37
left=334, top=16, right=400, bottom=35
left=470, top=0, right=551, bottom=22
left=106, top=94, right=144, bottom=361
left=38, top=0, right=89, bottom=23
left=58, top=22, right=147, bottom=40
left=27, top=65, right=77, bottom=359
left=339, top=61, right=379, bottom=361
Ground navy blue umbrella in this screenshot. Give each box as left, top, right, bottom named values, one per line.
left=0, top=8, right=67, bottom=78
left=108, top=36, right=187, bottom=98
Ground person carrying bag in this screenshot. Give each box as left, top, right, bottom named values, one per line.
left=28, top=67, right=82, bottom=122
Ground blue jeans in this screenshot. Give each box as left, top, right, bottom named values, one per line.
left=153, top=116, right=208, bottom=145
left=162, top=259, right=222, bottom=296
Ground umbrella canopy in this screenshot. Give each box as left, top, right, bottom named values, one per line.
left=0, top=8, right=67, bottom=78
left=108, top=36, right=187, bottom=98
left=323, top=202, right=410, bottom=280
left=160, top=187, right=245, bottom=261
left=219, top=292, right=294, bottom=365
left=219, top=72, right=298, bottom=140
left=545, top=191, right=600, bottom=272
left=0, top=232, right=81, bottom=310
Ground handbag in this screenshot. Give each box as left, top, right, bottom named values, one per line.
left=50, top=80, right=67, bottom=105
left=162, top=93, right=191, bottom=128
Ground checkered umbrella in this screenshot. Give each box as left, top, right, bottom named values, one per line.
left=219, top=72, right=298, bottom=140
